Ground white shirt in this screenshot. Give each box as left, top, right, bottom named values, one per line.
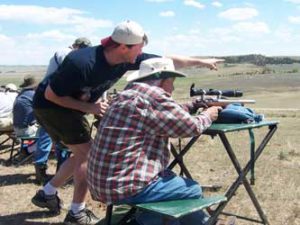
left=0, top=92, right=18, bottom=118
left=45, top=47, right=73, bottom=78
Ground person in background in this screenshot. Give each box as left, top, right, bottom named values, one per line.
left=34, top=37, right=92, bottom=185
left=0, top=84, right=19, bottom=132
left=87, top=58, right=222, bottom=225
left=31, top=20, right=223, bottom=225
left=13, top=75, right=39, bottom=137
left=45, top=37, right=92, bottom=77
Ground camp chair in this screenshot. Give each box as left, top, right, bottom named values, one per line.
left=10, top=135, right=39, bottom=166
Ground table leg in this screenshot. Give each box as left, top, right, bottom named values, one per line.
left=168, top=136, right=200, bottom=179
left=207, top=125, right=277, bottom=225
left=249, top=128, right=255, bottom=185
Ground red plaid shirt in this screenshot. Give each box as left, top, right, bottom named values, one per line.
left=87, top=82, right=212, bottom=204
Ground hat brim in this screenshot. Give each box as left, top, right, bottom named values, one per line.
left=127, top=70, right=186, bottom=82
left=19, top=83, right=39, bottom=89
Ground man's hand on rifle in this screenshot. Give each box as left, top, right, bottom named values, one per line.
left=192, top=97, right=222, bottom=111
left=203, top=106, right=222, bottom=122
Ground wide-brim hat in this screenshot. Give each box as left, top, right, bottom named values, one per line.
left=101, top=20, right=148, bottom=47
left=126, top=58, right=187, bottom=82
left=5, top=83, right=18, bottom=91
left=19, top=75, right=39, bottom=89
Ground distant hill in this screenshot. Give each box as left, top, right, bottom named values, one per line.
left=200, top=54, right=300, bottom=66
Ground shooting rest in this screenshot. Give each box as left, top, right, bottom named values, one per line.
left=168, top=121, right=278, bottom=225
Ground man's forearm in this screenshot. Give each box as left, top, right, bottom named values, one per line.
left=44, top=85, right=93, bottom=113
left=167, top=55, right=224, bottom=70
left=168, top=55, right=207, bottom=68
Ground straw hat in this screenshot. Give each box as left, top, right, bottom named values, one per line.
left=126, top=58, right=186, bottom=82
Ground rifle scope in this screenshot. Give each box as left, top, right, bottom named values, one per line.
left=190, top=83, right=243, bottom=97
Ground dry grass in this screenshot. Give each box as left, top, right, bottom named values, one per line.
left=1, top=64, right=300, bottom=224
left=1, top=115, right=299, bottom=225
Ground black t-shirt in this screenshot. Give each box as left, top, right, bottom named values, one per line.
left=33, top=45, right=159, bottom=109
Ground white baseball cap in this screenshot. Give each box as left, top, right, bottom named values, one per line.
left=127, top=58, right=186, bottom=82
left=101, top=20, right=148, bottom=46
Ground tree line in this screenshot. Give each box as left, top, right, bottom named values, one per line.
left=216, top=54, right=300, bottom=66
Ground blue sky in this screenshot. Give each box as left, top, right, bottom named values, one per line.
left=0, top=0, right=300, bottom=65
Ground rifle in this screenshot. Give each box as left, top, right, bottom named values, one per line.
left=190, top=83, right=256, bottom=107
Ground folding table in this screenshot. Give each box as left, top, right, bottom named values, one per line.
left=168, top=121, right=278, bottom=225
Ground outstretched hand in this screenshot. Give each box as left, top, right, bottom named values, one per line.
left=200, top=58, right=225, bottom=70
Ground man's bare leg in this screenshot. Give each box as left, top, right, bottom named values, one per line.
left=49, top=155, right=75, bottom=187
left=67, top=141, right=91, bottom=204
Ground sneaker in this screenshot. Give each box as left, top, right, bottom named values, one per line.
left=64, top=208, right=100, bottom=225
left=31, top=190, right=62, bottom=214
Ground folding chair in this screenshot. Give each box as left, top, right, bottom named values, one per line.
left=0, top=130, right=18, bottom=160
left=10, top=135, right=39, bottom=166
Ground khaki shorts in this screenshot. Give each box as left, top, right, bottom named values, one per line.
left=34, top=108, right=91, bottom=145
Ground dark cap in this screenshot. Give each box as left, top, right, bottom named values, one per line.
left=19, top=75, right=39, bottom=89
left=72, top=37, right=92, bottom=48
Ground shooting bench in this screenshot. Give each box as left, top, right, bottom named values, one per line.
left=168, top=121, right=278, bottom=225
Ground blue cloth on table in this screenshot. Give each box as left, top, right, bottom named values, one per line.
left=215, top=103, right=264, bottom=124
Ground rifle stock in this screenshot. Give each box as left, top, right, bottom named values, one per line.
left=204, top=99, right=256, bottom=107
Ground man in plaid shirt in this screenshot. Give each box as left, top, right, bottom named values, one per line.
left=88, top=58, right=221, bottom=225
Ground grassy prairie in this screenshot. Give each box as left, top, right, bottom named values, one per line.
left=0, top=63, right=299, bottom=225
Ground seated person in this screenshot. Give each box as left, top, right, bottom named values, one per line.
left=87, top=58, right=221, bottom=225
left=0, top=83, right=19, bottom=132
left=13, top=75, right=70, bottom=183
left=13, top=75, right=39, bottom=137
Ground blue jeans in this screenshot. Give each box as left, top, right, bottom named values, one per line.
left=117, top=170, right=209, bottom=225
left=34, top=127, right=70, bottom=167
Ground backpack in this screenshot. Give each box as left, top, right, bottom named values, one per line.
left=215, top=103, right=264, bottom=124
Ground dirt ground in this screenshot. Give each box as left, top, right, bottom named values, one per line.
left=1, top=115, right=300, bottom=225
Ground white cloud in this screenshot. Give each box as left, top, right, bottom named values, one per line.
left=232, top=22, right=270, bottom=34
left=274, top=26, right=294, bottom=42
left=209, top=27, right=241, bottom=42
left=273, top=25, right=300, bottom=48
left=0, top=33, right=13, bottom=43
left=184, top=0, right=205, bottom=10
left=159, top=10, right=175, bottom=17
left=288, top=16, right=300, bottom=24
left=285, top=0, right=300, bottom=3
left=25, top=30, right=75, bottom=41
left=212, top=1, right=222, bottom=8
left=218, top=7, right=258, bottom=21
left=0, top=5, right=113, bottom=31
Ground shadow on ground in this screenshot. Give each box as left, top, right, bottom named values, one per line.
left=0, top=173, right=35, bottom=186
left=0, top=211, right=62, bottom=225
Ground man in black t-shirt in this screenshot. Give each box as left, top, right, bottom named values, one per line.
left=31, top=20, right=224, bottom=224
